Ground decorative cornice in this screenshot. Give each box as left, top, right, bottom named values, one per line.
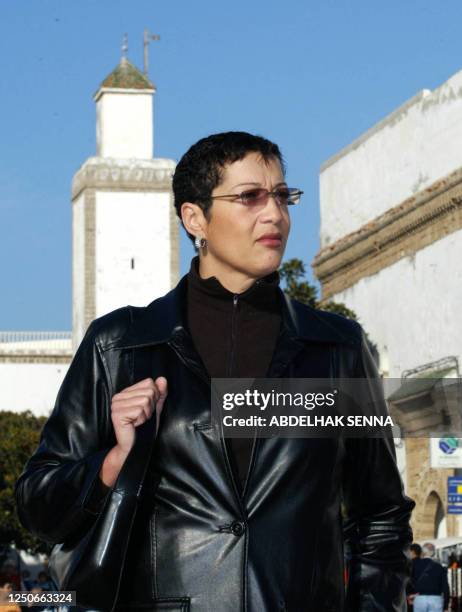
left=313, top=166, right=462, bottom=300
left=72, top=157, right=176, bottom=200
left=94, top=87, right=156, bottom=102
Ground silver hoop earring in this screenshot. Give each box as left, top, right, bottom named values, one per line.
left=194, top=236, right=207, bottom=249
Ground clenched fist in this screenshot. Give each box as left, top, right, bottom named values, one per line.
left=99, top=376, right=168, bottom=487
left=111, top=376, right=168, bottom=454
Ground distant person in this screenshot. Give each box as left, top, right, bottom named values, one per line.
left=19, top=570, right=34, bottom=591
left=24, top=586, right=48, bottom=611
left=0, top=563, right=20, bottom=591
left=35, top=571, right=54, bottom=591
left=0, top=581, right=21, bottom=612
left=408, top=542, right=449, bottom=612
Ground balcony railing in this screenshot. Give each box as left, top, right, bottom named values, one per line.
left=0, top=331, right=72, bottom=354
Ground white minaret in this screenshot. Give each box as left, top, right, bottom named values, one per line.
left=71, top=49, right=179, bottom=350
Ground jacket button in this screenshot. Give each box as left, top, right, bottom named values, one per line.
left=230, top=520, right=246, bottom=536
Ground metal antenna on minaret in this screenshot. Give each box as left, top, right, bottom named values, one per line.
left=143, top=28, right=160, bottom=78
left=121, top=33, right=128, bottom=60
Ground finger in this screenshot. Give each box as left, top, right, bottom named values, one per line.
left=156, top=393, right=167, bottom=413
left=112, top=389, right=157, bottom=405
left=112, top=397, right=155, bottom=419
left=127, top=377, right=156, bottom=390
left=112, top=393, right=156, bottom=415
left=155, top=376, right=168, bottom=399
left=155, top=408, right=161, bottom=435
left=112, top=379, right=156, bottom=400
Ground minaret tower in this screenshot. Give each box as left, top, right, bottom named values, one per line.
left=71, top=40, right=178, bottom=349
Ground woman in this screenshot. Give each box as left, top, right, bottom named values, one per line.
left=15, top=132, right=415, bottom=611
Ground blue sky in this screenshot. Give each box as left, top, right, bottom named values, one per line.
left=2, top=0, right=462, bottom=330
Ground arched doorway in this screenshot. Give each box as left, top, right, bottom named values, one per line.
left=421, top=491, right=446, bottom=538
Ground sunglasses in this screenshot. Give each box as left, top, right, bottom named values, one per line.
left=206, top=187, right=303, bottom=208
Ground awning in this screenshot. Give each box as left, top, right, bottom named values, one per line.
left=387, top=367, right=456, bottom=404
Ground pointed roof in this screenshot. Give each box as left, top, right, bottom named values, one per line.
left=98, top=57, right=155, bottom=91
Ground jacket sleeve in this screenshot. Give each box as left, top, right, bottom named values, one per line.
left=14, top=320, right=116, bottom=544
left=342, top=324, right=416, bottom=612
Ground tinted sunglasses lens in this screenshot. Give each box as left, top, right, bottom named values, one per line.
left=242, top=189, right=268, bottom=205
left=275, top=190, right=291, bottom=205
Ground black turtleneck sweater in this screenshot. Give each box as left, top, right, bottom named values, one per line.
left=186, top=255, right=282, bottom=495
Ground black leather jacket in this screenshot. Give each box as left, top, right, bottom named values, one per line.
left=15, top=272, right=415, bottom=612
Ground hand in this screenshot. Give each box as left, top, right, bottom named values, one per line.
left=110, top=376, right=168, bottom=455
left=99, top=377, right=168, bottom=488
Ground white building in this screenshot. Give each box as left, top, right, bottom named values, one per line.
left=313, top=67, right=462, bottom=539
left=0, top=56, right=179, bottom=416
left=314, top=71, right=462, bottom=379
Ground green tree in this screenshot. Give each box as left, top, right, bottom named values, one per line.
left=0, top=410, right=50, bottom=554
left=278, top=258, right=358, bottom=320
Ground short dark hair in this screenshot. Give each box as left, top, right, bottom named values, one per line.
left=172, top=131, right=285, bottom=248
left=410, top=543, right=422, bottom=557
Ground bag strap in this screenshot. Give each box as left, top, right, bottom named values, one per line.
left=113, top=306, right=158, bottom=497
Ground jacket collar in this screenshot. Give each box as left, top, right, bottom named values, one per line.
left=112, top=271, right=355, bottom=350
left=187, top=254, right=280, bottom=308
